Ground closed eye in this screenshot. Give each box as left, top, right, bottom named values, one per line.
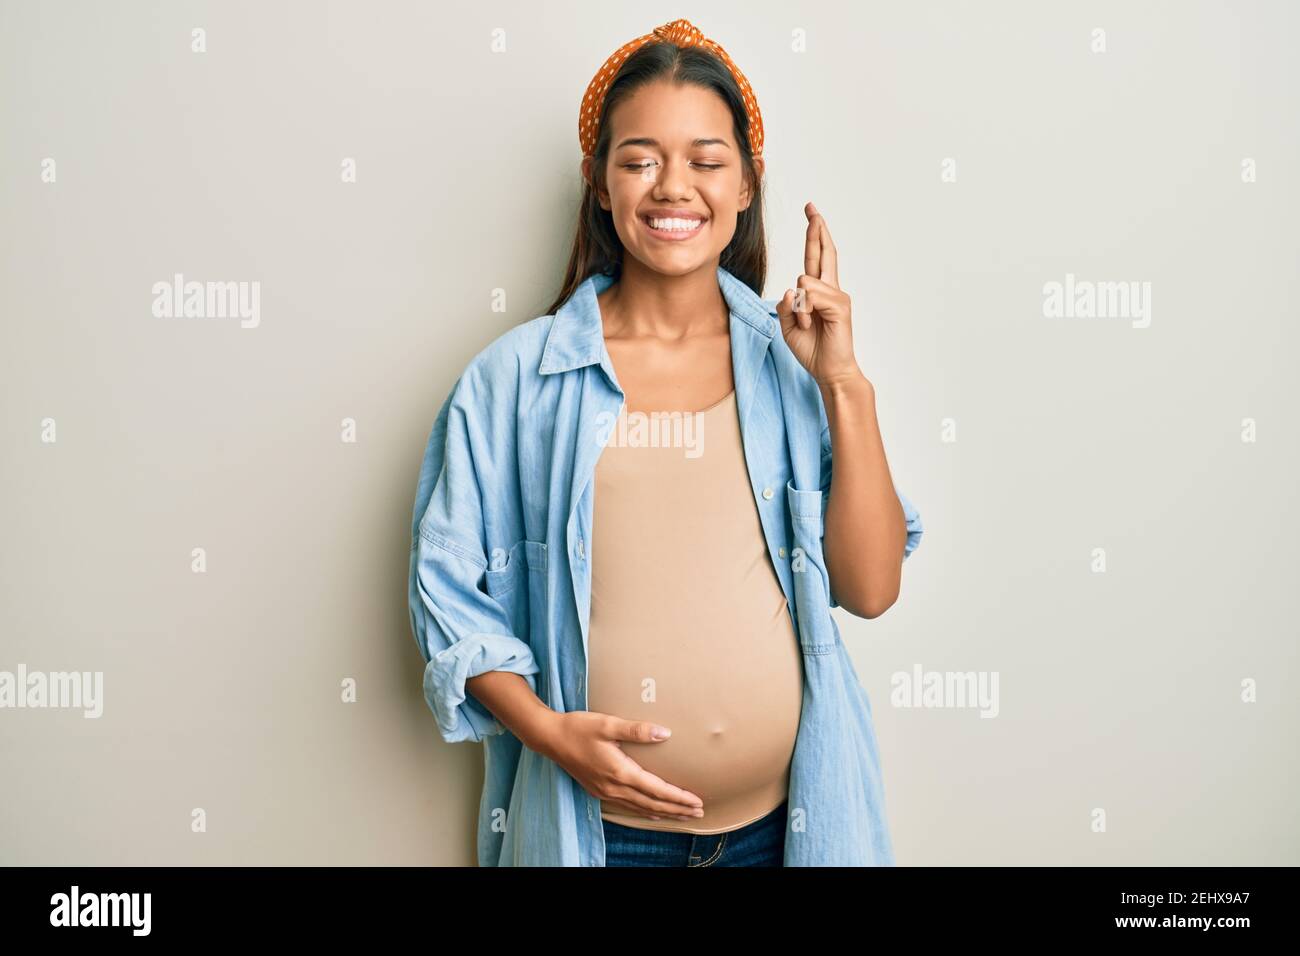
left=622, top=161, right=723, bottom=171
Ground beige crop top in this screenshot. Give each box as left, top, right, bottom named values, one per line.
left=587, top=388, right=804, bottom=834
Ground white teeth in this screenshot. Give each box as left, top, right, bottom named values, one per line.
left=647, top=217, right=703, bottom=232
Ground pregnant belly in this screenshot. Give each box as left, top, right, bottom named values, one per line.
left=587, top=611, right=804, bottom=834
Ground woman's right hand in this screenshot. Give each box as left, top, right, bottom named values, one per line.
left=539, top=711, right=705, bottom=821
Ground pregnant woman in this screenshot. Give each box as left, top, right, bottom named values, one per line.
left=408, top=18, right=923, bottom=867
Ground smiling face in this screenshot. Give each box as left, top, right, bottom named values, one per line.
left=591, top=79, right=762, bottom=278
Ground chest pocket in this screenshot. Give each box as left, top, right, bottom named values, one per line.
left=484, top=539, right=548, bottom=642
left=786, top=478, right=838, bottom=655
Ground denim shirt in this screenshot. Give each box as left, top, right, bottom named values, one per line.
left=408, top=264, right=923, bottom=866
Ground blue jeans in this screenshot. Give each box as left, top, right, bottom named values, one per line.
left=602, top=800, right=787, bottom=867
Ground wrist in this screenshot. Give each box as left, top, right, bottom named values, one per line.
left=519, top=705, right=564, bottom=758
left=818, top=368, right=874, bottom=402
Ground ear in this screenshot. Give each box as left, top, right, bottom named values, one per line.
left=582, top=157, right=612, bottom=210
left=739, top=156, right=765, bottom=211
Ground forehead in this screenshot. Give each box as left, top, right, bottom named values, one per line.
left=607, top=81, right=734, bottom=146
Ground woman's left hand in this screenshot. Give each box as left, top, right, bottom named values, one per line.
left=776, top=202, right=866, bottom=389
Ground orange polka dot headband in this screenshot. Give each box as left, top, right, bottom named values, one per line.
left=578, top=18, right=764, bottom=160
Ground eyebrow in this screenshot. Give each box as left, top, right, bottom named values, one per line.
left=613, top=137, right=732, bottom=151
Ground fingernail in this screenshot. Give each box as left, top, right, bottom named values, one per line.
left=651, top=726, right=671, bottom=739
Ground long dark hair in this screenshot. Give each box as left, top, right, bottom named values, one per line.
left=542, top=40, right=767, bottom=317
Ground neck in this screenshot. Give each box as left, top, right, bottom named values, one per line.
left=598, top=259, right=728, bottom=340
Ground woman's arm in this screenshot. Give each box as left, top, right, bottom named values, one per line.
left=463, top=672, right=560, bottom=753
left=776, top=203, right=916, bottom=620
left=819, top=370, right=908, bottom=619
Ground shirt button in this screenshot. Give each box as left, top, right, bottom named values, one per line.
left=762, top=487, right=774, bottom=500
left=778, top=546, right=787, bottom=558
left=576, top=538, right=585, bottom=559
left=587, top=803, right=593, bottom=820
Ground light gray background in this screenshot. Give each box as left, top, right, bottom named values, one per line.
left=2, top=0, right=1296, bottom=865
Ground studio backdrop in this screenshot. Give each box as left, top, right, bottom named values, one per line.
left=1, top=0, right=1296, bottom=865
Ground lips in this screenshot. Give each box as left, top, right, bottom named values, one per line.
left=639, top=212, right=708, bottom=241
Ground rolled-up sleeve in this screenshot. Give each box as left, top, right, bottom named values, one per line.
left=895, top=486, right=923, bottom=560
left=407, top=369, right=538, bottom=744
left=411, top=530, right=538, bottom=744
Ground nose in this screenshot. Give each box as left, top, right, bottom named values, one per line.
left=651, top=155, right=694, bottom=202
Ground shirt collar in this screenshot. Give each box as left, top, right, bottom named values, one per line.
left=538, top=264, right=779, bottom=377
